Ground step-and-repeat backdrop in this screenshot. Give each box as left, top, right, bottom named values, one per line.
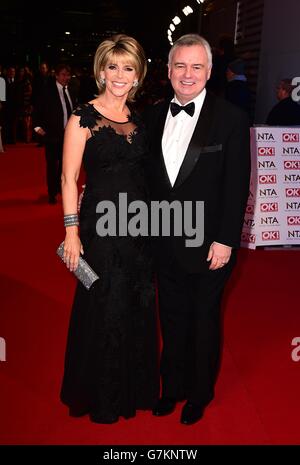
left=241, top=127, right=300, bottom=249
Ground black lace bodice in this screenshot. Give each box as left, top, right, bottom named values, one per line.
left=73, top=103, right=148, bottom=199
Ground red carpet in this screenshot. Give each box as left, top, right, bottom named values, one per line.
left=0, top=143, right=300, bottom=445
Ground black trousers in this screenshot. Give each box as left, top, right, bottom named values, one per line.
left=156, top=254, right=235, bottom=406
left=45, top=140, right=63, bottom=198
left=3, top=108, right=17, bottom=144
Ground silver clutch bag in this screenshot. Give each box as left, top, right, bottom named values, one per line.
left=56, top=242, right=99, bottom=290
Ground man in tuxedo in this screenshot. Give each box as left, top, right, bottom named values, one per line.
left=33, top=64, right=76, bottom=204
left=145, top=34, right=250, bottom=425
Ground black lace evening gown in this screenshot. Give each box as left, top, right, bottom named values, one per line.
left=60, top=103, right=159, bottom=424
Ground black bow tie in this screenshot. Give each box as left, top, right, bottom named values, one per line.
left=170, top=101, right=195, bottom=117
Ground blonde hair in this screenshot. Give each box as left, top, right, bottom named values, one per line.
left=93, top=34, right=147, bottom=102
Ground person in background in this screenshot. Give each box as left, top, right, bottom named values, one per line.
left=32, top=62, right=52, bottom=147
left=32, top=62, right=51, bottom=105
left=225, top=58, right=252, bottom=119
left=16, top=66, right=33, bottom=143
left=266, top=78, right=300, bottom=125
left=0, top=68, right=5, bottom=152
left=33, top=64, right=76, bottom=204
left=207, top=34, right=236, bottom=97
left=4, top=66, right=18, bottom=144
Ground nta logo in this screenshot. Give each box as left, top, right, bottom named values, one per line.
left=259, top=188, right=277, bottom=197
left=257, top=133, right=275, bottom=141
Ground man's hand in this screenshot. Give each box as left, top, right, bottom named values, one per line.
left=207, top=242, right=232, bottom=270
left=35, top=127, right=46, bottom=136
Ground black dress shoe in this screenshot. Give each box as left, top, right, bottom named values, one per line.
left=152, top=397, right=177, bottom=416
left=180, top=402, right=204, bottom=425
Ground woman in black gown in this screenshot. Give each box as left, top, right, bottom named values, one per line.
left=60, top=35, right=159, bottom=424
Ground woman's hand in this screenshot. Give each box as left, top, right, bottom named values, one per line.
left=63, top=228, right=84, bottom=272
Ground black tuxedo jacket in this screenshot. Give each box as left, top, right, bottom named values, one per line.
left=33, top=80, right=76, bottom=144
left=144, top=91, right=251, bottom=273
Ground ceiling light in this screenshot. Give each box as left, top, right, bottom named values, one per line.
left=172, top=16, right=181, bottom=25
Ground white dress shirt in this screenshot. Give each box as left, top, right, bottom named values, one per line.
left=162, top=88, right=206, bottom=186
left=56, top=81, right=73, bottom=128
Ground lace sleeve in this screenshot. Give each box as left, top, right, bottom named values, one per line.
left=73, top=103, right=98, bottom=129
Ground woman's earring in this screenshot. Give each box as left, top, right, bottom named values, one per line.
left=133, top=80, right=139, bottom=88
left=100, top=77, right=106, bottom=86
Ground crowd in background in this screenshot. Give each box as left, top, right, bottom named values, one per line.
left=0, top=35, right=254, bottom=147
left=0, top=62, right=99, bottom=146
left=1, top=34, right=299, bottom=149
